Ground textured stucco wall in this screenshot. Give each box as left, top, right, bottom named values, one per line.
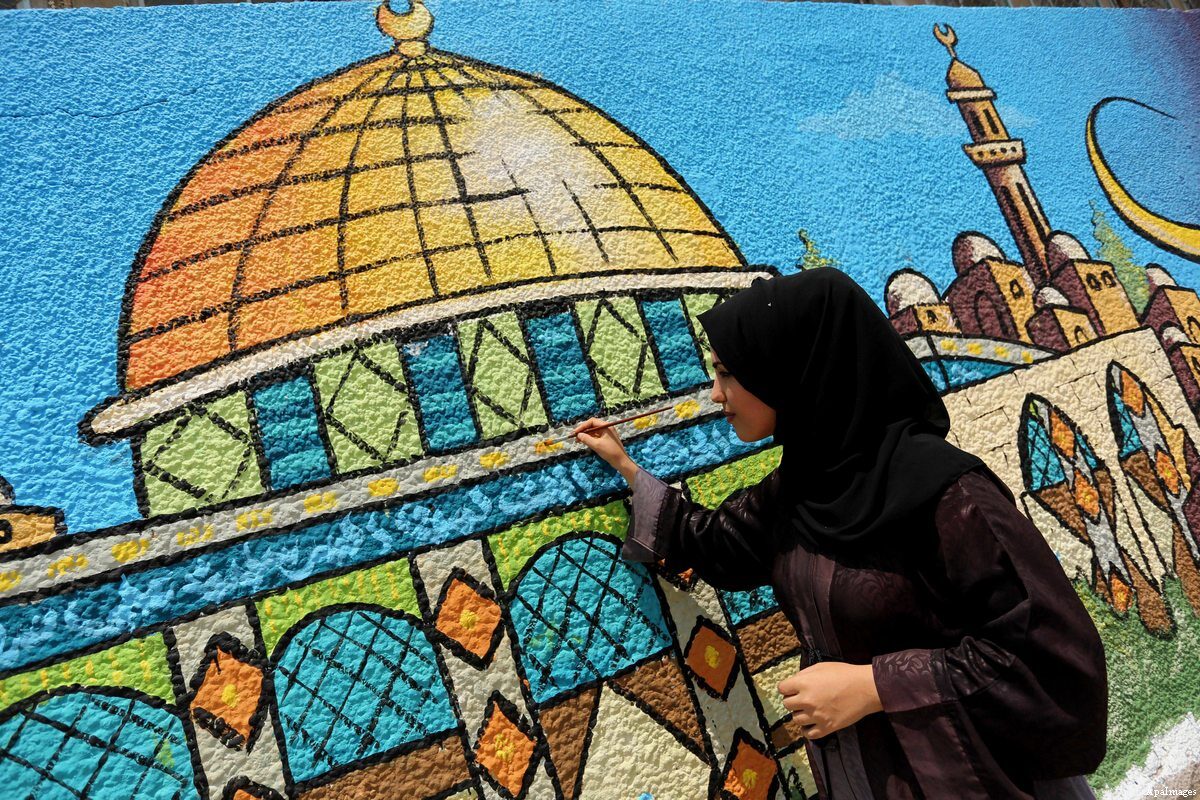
left=1, top=2, right=1199, bottom=799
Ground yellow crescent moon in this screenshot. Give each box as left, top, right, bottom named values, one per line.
left=1087, top=97, right=1200, bottom=263
left=376, top=0, right=433, bottom=57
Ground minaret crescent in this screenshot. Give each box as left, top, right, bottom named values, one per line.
left=1087, top=97, right=1200, bottom=263
left=933, top=24, right=957, bottom=59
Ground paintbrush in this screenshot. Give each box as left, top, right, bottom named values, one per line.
left=539, top=404, right=677, bottom=447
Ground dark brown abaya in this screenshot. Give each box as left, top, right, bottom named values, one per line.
left=624, top=464, right=1107, bottom=798
left=620, top=269, right=1108, bottom=798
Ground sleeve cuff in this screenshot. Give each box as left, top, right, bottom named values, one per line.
left=871, top=648, right=946, bottom=714
left=621, top=468, right=670, bottom=563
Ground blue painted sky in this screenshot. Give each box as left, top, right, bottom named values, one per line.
left=0, top=0, right=1197, bottom=532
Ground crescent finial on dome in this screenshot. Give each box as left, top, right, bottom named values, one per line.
left=377, top=0, right=434, bottom=58
left=933, top=23, right=957, bottom=60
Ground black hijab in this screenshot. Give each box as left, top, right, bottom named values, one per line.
left=697, top=268, right=984, bottom=551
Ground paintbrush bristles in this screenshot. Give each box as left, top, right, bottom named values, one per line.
left=540, top=404, right=676, bottom=446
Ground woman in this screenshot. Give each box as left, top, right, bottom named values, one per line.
left=574, top=268, right=1107, bottom=799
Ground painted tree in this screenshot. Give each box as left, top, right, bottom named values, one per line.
left=1091, top=201, right=1151, bottom=315
left=795, top=228, right=838, bottom=271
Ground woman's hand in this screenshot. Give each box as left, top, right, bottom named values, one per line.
left=573, top=418, right=640, bottom=485
left=778, top=662, right=883, bottom=740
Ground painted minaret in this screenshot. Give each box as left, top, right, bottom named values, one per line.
left=936, top=24, right=1054, bottom=287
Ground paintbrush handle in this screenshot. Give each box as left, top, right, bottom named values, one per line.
left=545, top=404, right=676, bottom=445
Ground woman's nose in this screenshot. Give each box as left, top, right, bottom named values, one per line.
left=710, top=382, right=724, bottom=404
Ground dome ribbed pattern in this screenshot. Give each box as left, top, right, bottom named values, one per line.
left=123, top=49, right=743, bottom=392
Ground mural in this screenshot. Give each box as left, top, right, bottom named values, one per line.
left=1, top=1, right=1199, bottom=798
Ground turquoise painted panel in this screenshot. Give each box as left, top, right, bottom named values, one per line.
left=253, top=376, right=331, bottom=490
left=640, top=298, right=709, bottom=392
left=524, top=312, right=599, bottom=422
left=921, top=360, right=950, bottom=393
left=1112, top=392, right=1144, bottom=459
left=1024, top=410, right=1068, bottom=491
left=510, top=537, right=673, bottom=704
left=0, top=692, right=197, bottom=800
left=939, top=358, right=1018, bottom=389
left=721, top=585, right=780, bottom=627
left=274, top=609, right=455, bottom=783
left=403, top=335, right=478, bottom=452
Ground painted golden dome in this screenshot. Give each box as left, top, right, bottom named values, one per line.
left=119, top=4, right=744, bottom=399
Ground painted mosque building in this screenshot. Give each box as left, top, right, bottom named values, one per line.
left=0, top=3, right=817, bottom=799
left=2, top=9, right=1200, bottom=800
left=885, top=27, right=1200, bottom=642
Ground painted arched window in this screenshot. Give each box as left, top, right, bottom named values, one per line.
left=972, top=290, right=1016, bottom=340
left=1108, top=363, right=1198, bottom=508
left=0, top=689, right=198, bottom=800
left=510, top=535, right=673, bottom=705
left=272, top=607, right=456, bottom=784
left=458, top=312, right=549, bottom=439
left=1106, top=363, right=1200, bottom=613
left=1019, top=394, right=1171, bottom=635
left=1021, top=396, right=1098, bottom=495
left=313, top=339, right=424, bottom=474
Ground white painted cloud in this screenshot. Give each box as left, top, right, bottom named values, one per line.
left=796, top=73, right=1038, bottom=141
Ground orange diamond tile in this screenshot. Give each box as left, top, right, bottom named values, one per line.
left=721, top=732, right=777, bottom=800
left=189, top=637, right=266, bottom=749
left=435, top=570, right=503, bottom=668
left=685, top=618, right=738, bottom=699
left=474, top=693, right=536, bottom=798
left=224, top=777, right=284, bottom=800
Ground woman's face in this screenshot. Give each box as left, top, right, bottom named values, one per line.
left=709, top=349, right=777, bottom=442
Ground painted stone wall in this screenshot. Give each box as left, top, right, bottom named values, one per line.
left=1, top=2, right=1198, bottom=798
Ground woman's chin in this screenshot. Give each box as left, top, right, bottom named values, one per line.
left=732, top=426, right=758, bottom=443
left=730, top=424, right=772, bottom=443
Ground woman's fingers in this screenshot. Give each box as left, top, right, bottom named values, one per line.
left=790, top=712, right=823, bottom=738
left=789, top=710, right=813, bottom=725
left=573, top=418, right=603, bottom=436
left=780, top=693, right=808, bottom=713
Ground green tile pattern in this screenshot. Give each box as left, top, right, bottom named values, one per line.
left=0, top=635, right=173, bottom=713
left=313, top=341, right=423, bottom=473
left=489, top=501, right=629, bottom=590
left=576, top=296, right=665, bottom=408
left=458, top=312, right=548, bottom=439
left=139, top=392, right=264, bottom=516
left=257, top=558, right=420, bottom=656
